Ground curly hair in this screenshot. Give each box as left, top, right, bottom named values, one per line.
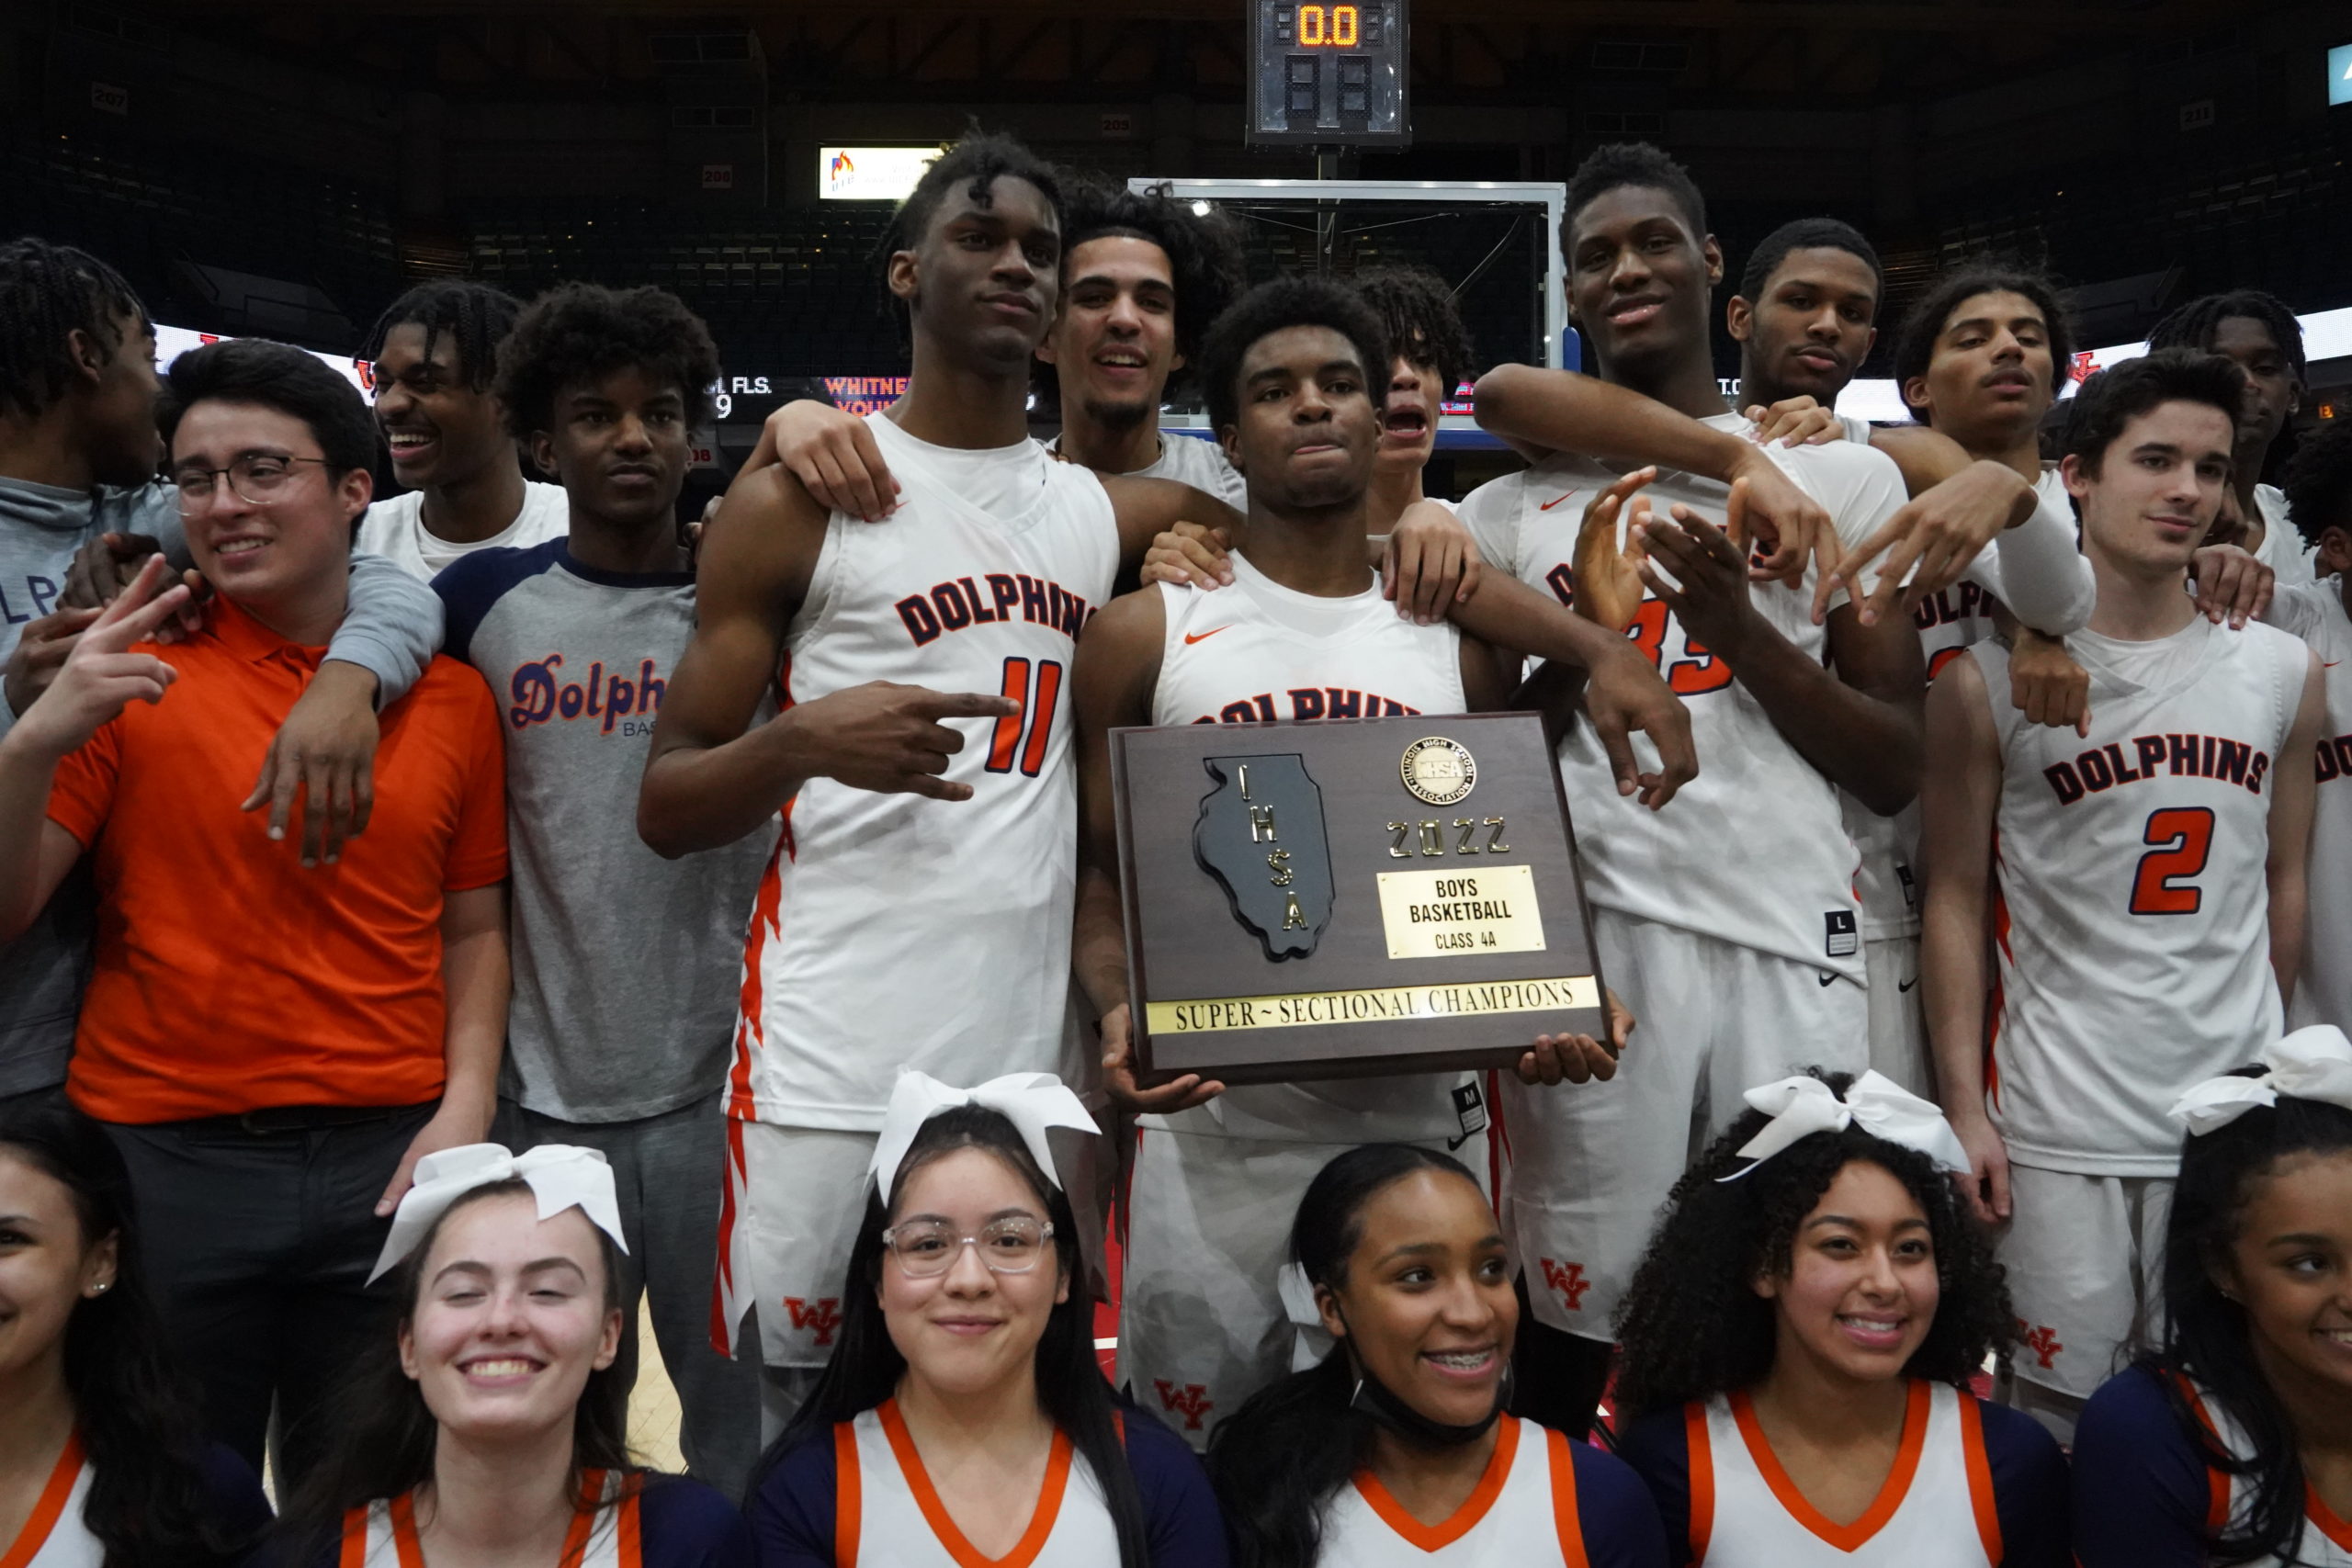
left=0, top=236, right=147, bottom=422
left=1737, top=217, right=1882, bottom=308
left=1565, top=141, right=1707, bottom=244
left=1610, top=1070, right=2015, bottom=1423
left=359, top=279, right=522, bottom=392
left=1352, top=265, right=1476, bottom=400
left=2061, top=348, right=2245, bottom=476
left=1892, top=262, right=2075, bottom=421
left=1058, top=175, right=1249, bottom=379
left=1198, top=276, right=1390, bottom=437
left=493, top=283, right=718, bottom=439
left=2147, top=289, right=2307, bottom=385
left=2280, top=418, right=2352, bottom=549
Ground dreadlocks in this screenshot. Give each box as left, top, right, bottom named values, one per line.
left=0, top=237, right=147, bottom=422
left=358, top=280, right=523, bottom=392
left=2148, top=289, right=2307, bottom=384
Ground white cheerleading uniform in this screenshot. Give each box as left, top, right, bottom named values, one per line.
left=2267, top=579, right=2352, bottom=1034
left=1455, top=415, right=1897, bottom=1338
left=1120, top=554, right=1488, bottom=1447
left=717, top=414, right=1118, bottom=1367
left=5, top=1435, right=98, bottom=1568
left=1316, top=1417, right=1599, bottom=1566
left=829, top=1403, right=1118, bottom=1568
left=339, top=1472, right=643, bottom=1567
left=1682, top=1382, right=1999, bottom=1567
left=2182, top=1379, right=2352, bottom=1567
left=1971, top=616, right=2305, bottom=1396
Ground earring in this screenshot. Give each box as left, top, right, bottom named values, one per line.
left=87, top=1281, right=110, bottom=1297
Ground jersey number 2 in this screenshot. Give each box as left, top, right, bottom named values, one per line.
left=986, top=657, right=1061, bottom=776
left=2129, top=807, right=2214, bottom=916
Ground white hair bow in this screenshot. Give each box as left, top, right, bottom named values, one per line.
left=368, top=1144, right=628, bottom=1284
left=2169, top=1025, right=2352, bottom=1135
left=869, top=1070, right=1098, bottom=1199
left=1719, top=1070, right=1972, bottom=1181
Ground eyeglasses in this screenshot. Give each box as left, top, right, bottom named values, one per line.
left=879, top=1216, right=1055, bottom=1278
left=172, top=455, right=332, bottom=514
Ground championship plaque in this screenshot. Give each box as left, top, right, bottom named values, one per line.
left=1111, top=711, right=1608, bottom=1087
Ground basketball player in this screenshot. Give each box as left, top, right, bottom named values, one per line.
left=2147, top=290, right=2312, bottom=584
left=758, top=177, right=1248, bottom=524
left=636, top=135, right=1555, bottom=1433
left=1457, top=143, right=1925, bottom=1430
left=355, top=279, right=569, bottom=580
left=1918, top=349, right=2323, bottom=1440
left=1355, top=265, right=1476, bottom=533
left=1071, top=276, right=1680, bottom=1449
left=2267, top=419, right=2352, bottom=1033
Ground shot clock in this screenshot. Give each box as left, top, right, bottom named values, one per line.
left=1247, top=0, right=1410, bottom=148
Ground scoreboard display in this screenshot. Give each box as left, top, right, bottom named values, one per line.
left=1247, top=0, right=1410, bottom=148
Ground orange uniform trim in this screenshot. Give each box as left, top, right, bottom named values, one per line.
left=1956, top=1393, right=2004, bottom=1563
left=1545, top=1427, right=1591, bottom=1568
left=389, top=1492, right=428, bottom=1568
left=2176, top=1375, right=2234, bottom=1536
left=0, top=1431, right=85, bottom=1568
left=336, top=1506, right=370, bottom=1568
left=834, top=1419, right=864, bottom=1568
left=1684, top=1403, right=1715, bottom=1563
left=1728, top=1380, right=1931, bottom=1553
left=1351, top=1414, right=1521, bottom=1552
left=2307, top=1483, right=2352, bottom=1551
left=879, top=1398, right=1074, bottom=1568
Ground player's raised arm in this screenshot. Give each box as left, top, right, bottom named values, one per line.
left=1101, top=473, right=1244, bottom=591
left=1917, top=652, right=2010, bottom=1224
left=1068, top=590, right=1221, bottom=1113
left=2265, top=649, right=2325, bottom=1006
left=1474, top=362, right=1838, bottom=591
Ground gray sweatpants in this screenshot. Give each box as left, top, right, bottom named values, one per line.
left=515, top=1091, right=763, bottom=1500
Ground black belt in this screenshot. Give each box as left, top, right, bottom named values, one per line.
left=171, top=1101, right=430, bottom=1137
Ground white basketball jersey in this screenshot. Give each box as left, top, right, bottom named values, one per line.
left=1316, top=1417, right=1593, bottom=1566
left=831, top=1404, right=1119, bottom=1568
left=1838, top=469, right=2064, bottom=940
left=6, top=1439, right=98, bottom=1568
left=1683, top=1382, right=2000, bottom=1567
left=2185, top=1379, right=2352, bottom=1566
left=1149, top=552, right=1476, bottom=1145
left=729, top=414, right=1119, bottom=1129
left=2267, top=581, right=2352, bottom=1035
left=340, top=1473, right=642, bottom=1566
left=1456, top=414, right=1901, bottom=977
left=1973, top=616, right=2305, bottom=1175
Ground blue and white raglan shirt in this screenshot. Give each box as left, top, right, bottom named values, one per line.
left=1616, top=1382, right=2068, bottom=1567
left=432, top=538, right=775, bottom=1123
left=2074, top=1363, right=2352, bottom=1567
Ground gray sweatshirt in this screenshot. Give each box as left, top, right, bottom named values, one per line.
left=0, top=475, right=444, bottom=1098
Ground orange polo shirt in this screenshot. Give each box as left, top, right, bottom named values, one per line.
left=45, top=595, right=507, bottom=1123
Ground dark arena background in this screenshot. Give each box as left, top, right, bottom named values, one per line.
left=5, top=0, right=2346, bottom=504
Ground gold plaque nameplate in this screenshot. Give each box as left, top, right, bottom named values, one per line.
left=1374, top=864, right=1544, bottom=960
left=1145, top=975, right=1598, bottom=1036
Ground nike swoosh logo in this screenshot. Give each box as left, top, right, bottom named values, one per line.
left=1898, top=977, right=1919, bottom=993
left=1184, top=627, right=1231, bottom=645
left=1539, top=491, right=1580, bottom=512
left=1818, top=973, right=1836, bottom=987
left=1447, top=1131, right=1473, bottom=1151
left=2326, top=660, right=2343, bottom=669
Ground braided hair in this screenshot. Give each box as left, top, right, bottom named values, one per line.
left=0, top=237, right=146, bottom=422
left=358, top=280, right=523, bottom=391
left=2148, top=290, right=2307, bottom=385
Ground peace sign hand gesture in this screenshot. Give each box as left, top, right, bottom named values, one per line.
left=7, top=555, right=191, bottom=765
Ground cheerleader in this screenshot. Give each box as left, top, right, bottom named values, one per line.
left=1611, top=1071, right=2067, bottom=1567
left=2073, top=1025, right=2352, bottom=1566
left=747, top=1072, right=1227, bottom=1566
left=0, top=1096, right=269, bottom=1566
left=1207, top=1143, right=1668, bottom=1567
left=272, top=1142, right=748, bottom=1566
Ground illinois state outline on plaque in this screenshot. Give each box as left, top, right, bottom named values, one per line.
left=1193, top=753, right=1335, bottom=960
